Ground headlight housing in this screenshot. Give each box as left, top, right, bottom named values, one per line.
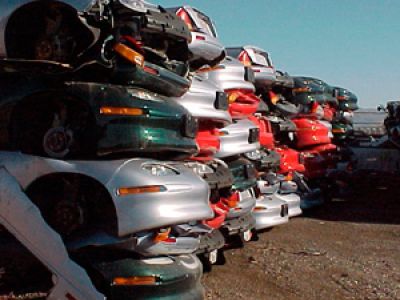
left=244, top=150, right=262, bottom=161
left=184, top=162, right=214, bottom=176
left=142, top=164, right=179, bottom=176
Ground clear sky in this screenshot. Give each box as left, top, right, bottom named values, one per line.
left=157, top=0, right=400, bottom=108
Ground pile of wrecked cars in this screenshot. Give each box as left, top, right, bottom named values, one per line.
left=0, top=1, right=371, bottom=299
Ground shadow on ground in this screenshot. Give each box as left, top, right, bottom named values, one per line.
left=304, top=187, right=400, bottom=225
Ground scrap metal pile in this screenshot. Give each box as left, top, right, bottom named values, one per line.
left=0, top=1, right=395, bottom=299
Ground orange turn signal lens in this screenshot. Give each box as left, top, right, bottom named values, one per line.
left=114, top=43, right=145, bottom=67
left=293, top=87, right=310, bottom=93
left=285, top=173, right=293, bottom=181
left=197, top=65, right=225, bottom=73
left=153, top=228, right=172, bottom=243
left=117, top=185, right=166, bottom=196
left=113, top=276, right=158, bottom=286
left=332, top=128, right=346, bottom=134
left=253, top=206, right=267, bottom=211
left=100, top=107, right=143, bottom=116
left=227, top=91, right=242, bottom=103
left=215, top=131, right=228, bottom=136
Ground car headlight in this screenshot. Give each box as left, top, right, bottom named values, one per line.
left=142, top=164, right=179, bottom=176
left=244, top=150, right=262, bottom=161
left=185, top=162, right=214, bottom=176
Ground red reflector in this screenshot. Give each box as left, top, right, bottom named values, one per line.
left=164, top=238, right=177, bottom=243
left=195, top=35, right=206, bottom=41
left=253, top=69, right=261, bottom=73
left=143, top=66, right=159, bottom=75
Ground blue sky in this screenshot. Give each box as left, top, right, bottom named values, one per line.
left=158, top=0, right=400, bottom=108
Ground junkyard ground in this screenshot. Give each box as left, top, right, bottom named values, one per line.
left=1, top=188, right=399, bottom=300
left=203, top=188, right=400, bottom=300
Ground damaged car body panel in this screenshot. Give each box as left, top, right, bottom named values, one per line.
left=0, top=152, right=213, bottom=239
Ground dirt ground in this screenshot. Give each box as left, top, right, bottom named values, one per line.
left=203, top=188, right=400, bottom=300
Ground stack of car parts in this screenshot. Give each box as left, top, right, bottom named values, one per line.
left=0, top=2, right=372, bottom=299
left=206, top=55, right=301, bottom=233
left=228, top=49, right=331, bottom=210
left=0, top=1, right=228, bottom=299
left=332, top=87, right=360, bottom=144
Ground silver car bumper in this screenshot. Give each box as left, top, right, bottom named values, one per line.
left=172, top=75, right=231, bottom=125
left=206, top=56, right=256, bottom=91
left=222, top=212, right=256, bottom=236
left=0, top=152, right=213, bottom=237
left=216, top=119, right=260, bottom=158
left=273, top=192, right=302, bottom=218
left=252, top=195, right=289, bottom=231
left=252, top=66, right=277, bottom=89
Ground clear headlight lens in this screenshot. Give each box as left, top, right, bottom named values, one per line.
left=142, top=164, right=179, bottom=176
left=244, top=150, right=262, bottom=160
left=185, top=162, right=214, bottom=176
